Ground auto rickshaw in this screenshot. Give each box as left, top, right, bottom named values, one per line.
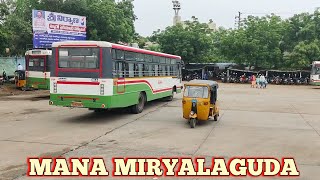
left=14, top=70, right=27, bottom=90
left=182, top=80, right=220, bottom=128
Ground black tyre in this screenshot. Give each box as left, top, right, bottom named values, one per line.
left=190, top=118, right=196, bottom=128
left=131, top=92, right=146, bottom=114
left=166, top=90, right=174, bottom=101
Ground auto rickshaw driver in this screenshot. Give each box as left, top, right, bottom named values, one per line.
left=182, top=80, right=220, bottom=128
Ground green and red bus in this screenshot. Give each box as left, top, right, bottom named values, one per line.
left=49, top=41, right=183, bottom=113
left=311, top=61, right=320, bottom=86
left=25, top=49, right=52, bottom=90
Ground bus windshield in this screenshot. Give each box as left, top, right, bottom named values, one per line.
left=311, top=64, right=320, bottom=75
left=184, top=86, right=209, bottom=98
left=58, top=48, right=100, bottom=69
left=28, top=57, right=45, bottom=71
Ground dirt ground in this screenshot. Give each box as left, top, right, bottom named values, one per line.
left=0, top=83, right=49, bottom=97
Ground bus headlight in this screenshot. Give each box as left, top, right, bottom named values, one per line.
left=100, top=84, right=104, bottom=95
left=53, top=83, right=57, bottom=93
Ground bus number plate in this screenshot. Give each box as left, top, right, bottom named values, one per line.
left=71, top=102, right=83, bottom=107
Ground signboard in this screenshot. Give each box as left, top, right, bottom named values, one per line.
left=32, top=10, right=86, bottom=48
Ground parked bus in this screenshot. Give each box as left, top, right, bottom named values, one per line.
left=49, top=41, right=183, bottom=113
left=25, top=49, right=52, bottom=90
left=311, top=61, right=320, bottom=86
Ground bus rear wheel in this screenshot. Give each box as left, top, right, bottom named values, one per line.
left=131, top=92, right=146, bottom=114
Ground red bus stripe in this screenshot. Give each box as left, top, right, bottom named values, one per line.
left=57, top=81, right=100, bottom=85
left=112, top=44, right=181, bottom=60
left=58, top=68, right=100, bottom=73
left=58, top=96, right=100, bottom=100
left=117, top=80, right=173, bottom=94
left=59, top=44, right=100, bottom=47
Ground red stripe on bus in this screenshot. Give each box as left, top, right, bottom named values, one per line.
left=58, top=96, right=100, bottom=100
left=59, top=44, right=100, bottom=47
left=117, top=80, right=173, bottom=94
left=58, top=69, right=100, bottom=73
left=112, top=44, right=181, bottom=60
left=57, top=81, right=100, bottom=85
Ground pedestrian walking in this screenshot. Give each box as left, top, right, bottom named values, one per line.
left=260, top=74, right=266, bottom=89
left=251, top=74, right=256, bottom=88
left=2, top=69, right=7, bottom=81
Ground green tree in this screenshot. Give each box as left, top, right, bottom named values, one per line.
left=152, top=18, right=215, bottom=64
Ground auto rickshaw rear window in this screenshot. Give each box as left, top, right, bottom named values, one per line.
left=184, top=86, right=209, bottom=98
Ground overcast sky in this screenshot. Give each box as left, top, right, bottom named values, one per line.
left=133, top=0, right=320, bottom=37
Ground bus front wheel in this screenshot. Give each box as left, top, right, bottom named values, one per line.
left=131, top=92, right=146, bottom=114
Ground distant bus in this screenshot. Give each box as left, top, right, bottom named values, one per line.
left=49, top=41, right=183, bottom=113
left=25, top=49, right=52, bottom=90
left=311, top=61, right=320, bottom=86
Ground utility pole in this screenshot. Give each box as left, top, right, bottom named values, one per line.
left=172, top=0, right=181, bottom=25
left=235, top=11, right=242, bottom=29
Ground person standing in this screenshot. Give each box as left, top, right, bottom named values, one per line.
left=251, top=74, right=256, bottom=88
left=17, top=64, right=23, bottom=71
left=2, top=69, right=7, bottom=81
left=260, top=74, right=266, bottom=88
left=256, top=75, right=261, bottom=89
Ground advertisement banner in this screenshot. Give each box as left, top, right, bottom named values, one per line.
left=32, top=10, right=86, bottom=48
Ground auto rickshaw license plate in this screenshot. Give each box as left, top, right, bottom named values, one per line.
left=71, top=102, right=83, bottom=107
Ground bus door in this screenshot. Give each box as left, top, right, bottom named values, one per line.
left=39, top=55, right=48, bottom=89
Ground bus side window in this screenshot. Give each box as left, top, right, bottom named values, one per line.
left=138, top=64, right=144, bottom=77
left=128, top=63, right=135, bottom=78
left=112, top=62, right=117, bottom=78
left=112, top=49, right=116, bottom=59
left=118, top=62, right=124, bottom=78
left=144, top=65, right=149, bottom=77
left=116, top=50, right=124, bottom=60
left=161, top=65, right=166, bottom=76
left=148, top=64, right=153, bottom=77
left=167, top=66, right=171, bottom=76
left=155, top=65, right=159, bottom=76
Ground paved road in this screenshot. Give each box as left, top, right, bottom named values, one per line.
left=0, top=84, right=319, bottom=180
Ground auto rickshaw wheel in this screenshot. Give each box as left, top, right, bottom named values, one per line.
left=190, top=118, right=196, bottom=128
